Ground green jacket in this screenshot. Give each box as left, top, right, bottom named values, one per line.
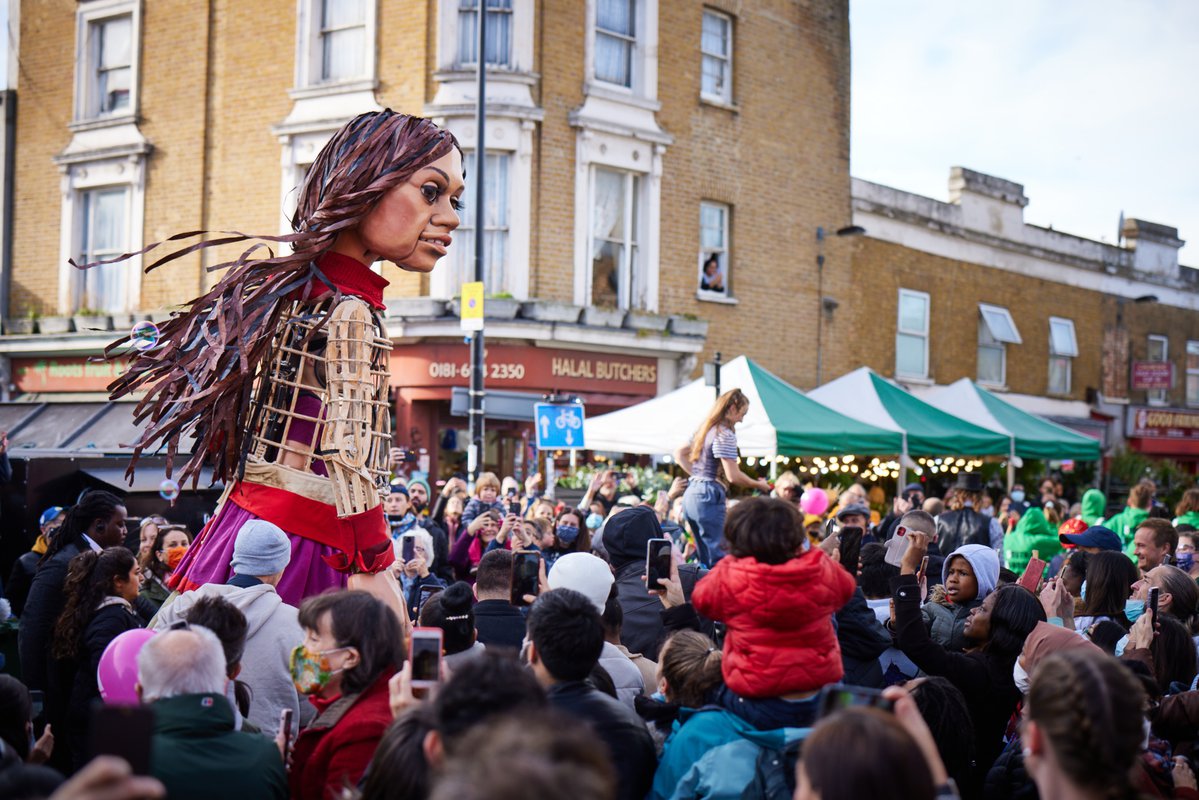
left=1101, top=506, right=1149, bottom=559
left=1004, top=508, right=1061, bottom=576
left=150, top=693, right=286, bottom=800
left=1080, top=489, right=1107, bottom=526
left=1174, top=511, right=1199, bottom=529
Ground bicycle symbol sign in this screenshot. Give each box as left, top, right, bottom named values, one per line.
left=534, top=403, right=586, bottom=450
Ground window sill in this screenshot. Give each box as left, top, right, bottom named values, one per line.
left=583, top=82, right=661, bottom=112
left=68, top=113, right=139, bottom=134
left=977, top=381, right=1008, bottom=392
left=699, top=95, right=739, bottom=113
left=288, top=79, right=379, bottom=101
left=696, top=292, right=737, bottom=305
left=435, top=68, right=539, bottom=86
left=896, top=374, right=934, bottom=386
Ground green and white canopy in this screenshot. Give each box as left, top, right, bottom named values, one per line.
left=923, top=379, right=1102, bottom=461
left=807, top=367, right=1011, bottom=457
left=583, top=356, right=903, bottom=457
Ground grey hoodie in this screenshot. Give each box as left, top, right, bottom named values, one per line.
left=151, top=583, right=311, bottom=736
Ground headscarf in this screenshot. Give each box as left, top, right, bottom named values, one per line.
left=1080, top=489, right=1107, bottom=526
left=1022, top=620, right=1101, bottom=675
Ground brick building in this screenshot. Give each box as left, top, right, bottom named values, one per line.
left=844, top=167, right=1199, bottom=468
left=0, top=0, right=858, bottom=479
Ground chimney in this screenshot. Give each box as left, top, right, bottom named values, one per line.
left=1122, top=219, right=1184, bottom=277
left=947, top=167, right=1029, bottom=239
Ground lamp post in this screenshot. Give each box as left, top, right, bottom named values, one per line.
left=467, top=1, right=488, bottom=487
left=704, top=351, right=723, bottom=400
left=814, top=225, right=866, bottom=386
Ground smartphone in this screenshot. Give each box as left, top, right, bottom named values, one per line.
left=838, top=526, right=864, bottom=573
left=1149, top=586, right=1160, bottom=631
left=919, top=555, right=929, bottom=578
left=401, top=534, right=416, bottom=563
left=87, top=704, right=155, bottom=775
left=511, top=549, right=542, bottom=606
left=646, top=537, right=673, bottom=592
left=817, top=683, right=894, bottom=719
left=410, top=627, right=444, bottom=688
left=279, top=708, right=294, bottom=754
left=418, top=584, right=443, bottom=612
left=1018, top=556, right=1047, bottom=593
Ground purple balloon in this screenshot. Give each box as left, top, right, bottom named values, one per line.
left=799, top=488, right=830, bottom=517
left=97, top=628, right=156, bottom=704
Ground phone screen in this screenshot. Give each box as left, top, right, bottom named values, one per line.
left=646, top=538, right=672, bottom=592
left=279, top=708, right=294, bottom=754
left=1149, top=586, right=1160, bottom=630
left=511, top=550, right=541, bottom=606
left=418, top=584, right=443, bottom=612
left=817, top=683, right=894, bottom=719
left=401, top=535, right=416, bottom=563
left=838, top=526, right=864, bottom=572
left=88, top=704, right=155, bottom=775
left=410, top=628, right=443, bottom=685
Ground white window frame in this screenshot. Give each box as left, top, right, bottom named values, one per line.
left=896, top=289, right=930, bottom=380
left=436, top=0, right=534, bottom=75
left=583, top=0, right=658, bottom=101
left=1186, top=341, right=1199, bottom=407
left=1048, top=316, right=1078, bottom=395
left=449, top=149, right=513, bottom=296
left=72, top=0, right=141, bottom=126
left=978, top=319, right=1006, bottom=387
left=700, top=8, right=733, bottom=105
left=978, top=303, right=1023, bottom=345
left=456, top=0, right=515, bottom=69
left=1148, top=334, right=1169, bottom=406
left=589, top=166, right=642, bottom=310
left=697, top=201, right=731, bottom=301
left=294, top=0, right=378, bottom=92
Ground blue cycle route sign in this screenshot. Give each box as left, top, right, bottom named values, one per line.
left=534, top=403, right=586, bottom=450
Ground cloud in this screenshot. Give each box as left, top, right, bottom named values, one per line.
left=851, top=0, right=1199, bottom=262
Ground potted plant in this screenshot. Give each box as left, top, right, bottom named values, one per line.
left=624, top=310, right=671, bottom=332
left=38, top=313, right=74, bottom=334
left=5, top=309, right=38, bottom=335
left=72, top=307, right=114, bottom=332
left=520, top=299, right=582, bottom=324
left=580, top=305, right=625, bottom=327
left=668, top=314, right=709, bottom=337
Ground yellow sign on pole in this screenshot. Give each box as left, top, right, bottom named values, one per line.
left=460, top=282, right=484, bottom=331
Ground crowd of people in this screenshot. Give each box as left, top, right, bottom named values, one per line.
left=0, top=451, right=1198, bottom=800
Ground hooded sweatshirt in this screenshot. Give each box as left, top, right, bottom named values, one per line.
left=1102, top=504, right=1150, bottom=559
left=923, top=545, right=999, bottom=652
left=1080, top=489, right=1107, bottom=526
left=152, top=582, right=308, bottom=736
left=1004, top=508, right=1061, bottom=576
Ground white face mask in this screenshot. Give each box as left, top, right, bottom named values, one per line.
left=1013, top=659, right=1031, bottom=695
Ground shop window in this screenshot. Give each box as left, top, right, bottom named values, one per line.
left=457, top=0, right=514, bottom=67
left=1187, top=341, right=1199, bottom=407
left=590, top=167, right=643, bottom=310
left=1148, top=334, right=1169, bottom=405
left=1048, top=317, right=1078, bottom=395
left=452, top=151, right=511, bottom=296
left=896, top=289, right=930, bottom=379
left=977, top=303, right=1021, bottom=387
left=697, top=202, right=730, bottom=299
left=700, top=9, right=732, bottom=103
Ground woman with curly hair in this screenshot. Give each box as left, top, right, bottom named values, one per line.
left=52, top=547, right=143, bottom=768
left=137, top=524, right=191, bottom=612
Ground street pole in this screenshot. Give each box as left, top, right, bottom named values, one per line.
left=467, top=2, right=487, bottom=486
left=714, top=351, right=722, bottom=399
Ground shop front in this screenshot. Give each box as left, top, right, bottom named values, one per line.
left=1125, top=406, right=1199, bottom=469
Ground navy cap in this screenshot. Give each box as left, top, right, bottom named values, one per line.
left=836, top=503, right=871, bottom=520
left=902, top=483, right=923, bottom=494
left=1060, top=525, right=1122, bottom=552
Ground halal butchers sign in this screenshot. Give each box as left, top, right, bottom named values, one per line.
left=1128, top=407, right=1199, bottom=440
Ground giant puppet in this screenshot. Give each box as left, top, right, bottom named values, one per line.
left=76, top=112, right=464, bottom=606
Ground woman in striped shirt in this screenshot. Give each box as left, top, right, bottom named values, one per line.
left=674, top=389, right=772, bottom=565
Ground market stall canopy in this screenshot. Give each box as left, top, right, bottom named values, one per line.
left=583, top=356, right=903, bottom=457
left=924, top=379, right=1102, bottom=461
left=807, top=367, right=1010, bottom=456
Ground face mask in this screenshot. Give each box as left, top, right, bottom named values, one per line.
left=586, top=512, right=604, bottom=531
left=556, top=525, right=580, bottom=545
left=290, top=645, right=349, bottom=695
left=1081, top=579, right=1088, bottom=602
left=1178, top=552, right=1194, bottom=572
left=981, top=506, right=994, bottom=518
left=1125, top=598, right=1145, bottom=624
left=1010, top=490, right=1026, bottom=504
left=1012, top=659, right=1031, bottom=695
left=165, top=545, right=188, bottom=571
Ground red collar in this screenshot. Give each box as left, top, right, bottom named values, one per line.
left=305, top=251, right=389, bottom=311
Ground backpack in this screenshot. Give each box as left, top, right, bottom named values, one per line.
left=739, top=737, right=804, bottom=800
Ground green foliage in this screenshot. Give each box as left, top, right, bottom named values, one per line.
left=555, top=463, right=672, bottom=494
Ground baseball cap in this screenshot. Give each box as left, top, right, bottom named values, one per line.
left=1059, top=525, right=1121, bottom=552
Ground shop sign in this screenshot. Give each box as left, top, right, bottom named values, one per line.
left=1128, top=407, right=1199, bottom=439
left=13, top=357, right=127, bottom=393
left=394, top=344, right=658, bottom=395
left=1132, top=361, right=1173, bottom=390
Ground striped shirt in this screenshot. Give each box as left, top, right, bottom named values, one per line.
left=691, top=425, right=739, bottom=480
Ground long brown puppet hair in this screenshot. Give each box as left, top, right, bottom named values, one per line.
left=74, top=111, right=460, bottom=487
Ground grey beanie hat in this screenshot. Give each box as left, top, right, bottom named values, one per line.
left=231, top=519, right=292, bottom=578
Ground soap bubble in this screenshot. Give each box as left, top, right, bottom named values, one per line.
left=130, top=321, right=160, bottom=351
left=158, top=479, right=180, bottom=502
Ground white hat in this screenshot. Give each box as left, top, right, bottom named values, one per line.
left=547, top=552, right=614, bottom=614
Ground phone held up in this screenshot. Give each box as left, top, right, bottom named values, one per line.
left=1149, top=586, right=1160, bottom=632
left=817, top=683, right=894, bottom=719
left=837, top=526, right=864, bottom=572
left=400, top=534, right=416, bottom=563
left=279, top=707, right=294, bottom=755
left=511, top=549, right=541, bottom=607
left=88, top=704, right=155, bottom=775
left=646, top=538, right=672, bottom=592
left=410, top=627, right=444, bottom=688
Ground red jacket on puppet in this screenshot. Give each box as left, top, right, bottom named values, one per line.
left=691, top=549, right=855, bottom=699
left=289, top=669, right=395, bottom=800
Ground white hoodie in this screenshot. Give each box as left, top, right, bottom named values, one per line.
left=152, top=582, right=312, bottom=736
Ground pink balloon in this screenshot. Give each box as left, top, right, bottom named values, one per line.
left=97, top=628, right=156, bottom=704
left=799, top=488, right=830, bottom=517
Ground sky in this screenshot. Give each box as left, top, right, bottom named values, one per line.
left=850, top=0, right=1199, bottom=263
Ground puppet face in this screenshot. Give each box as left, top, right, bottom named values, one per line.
left=357, top=149, right=465, bottom=273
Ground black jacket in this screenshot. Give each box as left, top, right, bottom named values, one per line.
left=473, top=599, right=527, bottom=651
left=983, top=736, right=1038, bottom=800
left=892, top=573, right=1020, bottom=790
left=614, top=560, right=707, bottom=661
left=66, top=601, right=144, bottom=769
left=836, top=587, right=891, bottom=688
left=547, top=680, right=656, bottom=800
left=936, top=508, right=992, bottom=556
left=6, top=550, right=40, bottom=617
left=19, top=540, right=84, bottom=691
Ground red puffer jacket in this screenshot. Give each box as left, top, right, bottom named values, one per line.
left=692, top=550, right=855, bottom=698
